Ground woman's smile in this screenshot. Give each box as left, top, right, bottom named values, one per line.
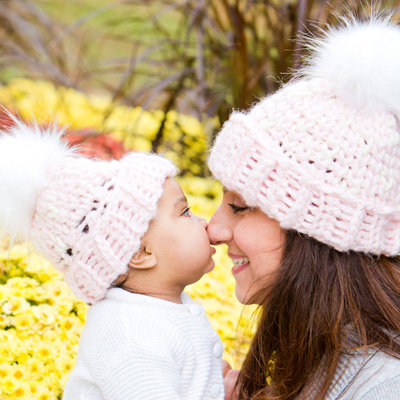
left=207, top=193, right=284, bottom=304
left=230, top=255, right=250, bottom=275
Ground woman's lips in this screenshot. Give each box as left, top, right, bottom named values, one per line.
left=231, top=256, right=250, bottom=275
left=232, top=262, right=250, bottom=275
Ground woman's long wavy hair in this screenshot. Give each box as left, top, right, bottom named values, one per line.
left=236, top=230, right=400, bottom=399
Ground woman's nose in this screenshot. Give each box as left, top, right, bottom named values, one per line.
left=207, top=209, right=232, bottom=245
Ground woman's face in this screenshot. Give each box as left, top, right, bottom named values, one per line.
left=207, top=189, right=285, bottom=304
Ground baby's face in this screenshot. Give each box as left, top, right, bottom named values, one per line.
left=142, top=178, right=215, bottom=289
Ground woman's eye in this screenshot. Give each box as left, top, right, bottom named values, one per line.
left=182, top=207, right=191, bottom=217
left=228, top=203, right=249, bottom=214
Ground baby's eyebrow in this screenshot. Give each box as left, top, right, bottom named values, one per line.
left=175, top=196, right=188, bottom=207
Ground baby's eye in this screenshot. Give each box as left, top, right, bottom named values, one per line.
left=228, top=203, right=249, bottom=214
left=182, top=207, right=191, bottom=217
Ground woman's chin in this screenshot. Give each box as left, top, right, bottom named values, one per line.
left=235, top=289, right=250, bottom=305
left=235, top=287, right=260, bottom=305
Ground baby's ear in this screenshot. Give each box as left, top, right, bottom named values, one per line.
left=128, top=247, right=157, bottom=270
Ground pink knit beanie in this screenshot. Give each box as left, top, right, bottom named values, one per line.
left=0, top=119, right=176, bottom=303
left=209, top=16, right=400, bottom=256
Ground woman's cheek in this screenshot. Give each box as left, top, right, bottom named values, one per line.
left=234, top=220, right=254, bottom=252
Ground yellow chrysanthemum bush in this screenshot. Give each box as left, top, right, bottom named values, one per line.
left=0, top=246, right=87, bottom=399
left=0, top=79, right=214, bottom=176
left=0, top=79, right=255, bottom=398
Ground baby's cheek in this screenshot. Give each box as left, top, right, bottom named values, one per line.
left=184, top=228, right=210, bottom=256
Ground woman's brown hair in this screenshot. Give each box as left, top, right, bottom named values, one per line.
left=237, top=230, right=400, bottom=399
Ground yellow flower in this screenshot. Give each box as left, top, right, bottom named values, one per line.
left=53, top=298, right=74, bottom=315
left=74, top=301, right=88, bottom=321
left=0, top=343, right=15, bottom=363
left=26, top=358, right=42, bottom=377
left=38, top=375, right=63, bottom=398
left=10, top=363, right=27, bottom=382
left=43, top=280, right=69, bottom=299
left=16, top=351, right=30, bottom=365
left=41, top=329, right=59, bottom=344
left=3, top=244, right=28, bottom=261
left=1, top=375, right=20, bottom=395
left=28, top=287, right=50, bottom=303
left=32, top=304, right=56, bottom=326
left=2, top=297, right=30, bottom=315
left=0, top=313, right=11, bottom=329
left=59, top=316, right=76, bottom=333
left=0, top=363, right=11, bottom=379
left=55, top=353, right=76, bottom=387
left=36, top=390, right=56, bottom=400
left=23, top=253, right=58, bottom=283
left=0, top=330, right=11, bottom=342
left=28, top=381, right=39, bottom=396
left=56, top=353, right=75, bottom=374
left=0, top=284, right=11, bottom=301
left=6, top=277, right=39, bottom=291
left=29, top=383, right=58, bottom=400
left=35, top=342, right=54, bottom=362
left=13, top=310, right=35, bottom=331
left=133, top=137, right=152, bottom=152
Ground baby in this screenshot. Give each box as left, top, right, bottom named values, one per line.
left=0, top=118, right=224, bottom=399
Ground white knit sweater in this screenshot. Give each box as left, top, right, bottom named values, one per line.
left=325, top=345, right=400, bottom=400
left=62, top=288, right=224, bottom=400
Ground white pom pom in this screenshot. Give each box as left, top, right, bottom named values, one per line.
left=0, top=113, right=74, bottom=244
left=303, top=15, right=400, bottom=113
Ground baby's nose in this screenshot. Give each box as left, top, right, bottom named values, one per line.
left=192, top=213, right=207, bottom=228
left=198, top=216, right=208, bottom=228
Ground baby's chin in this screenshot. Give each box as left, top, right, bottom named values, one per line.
left=205, top=258, right=215, bottom=274
left=190, top=259, right=215, bottom=284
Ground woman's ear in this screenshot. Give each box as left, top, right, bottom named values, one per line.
left=128, top=246, right=157, bottom=270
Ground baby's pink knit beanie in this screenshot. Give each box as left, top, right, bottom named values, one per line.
left=0, top=119, right=176, bottom=303
left=209, top=16, right=400, bottom=256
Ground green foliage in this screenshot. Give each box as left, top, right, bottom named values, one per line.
left=1, top=0, right=398, bottom=145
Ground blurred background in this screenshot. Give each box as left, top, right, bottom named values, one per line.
left=0, top=0, right=398, bottom=176
left=0, top=1, right=399, bottom=398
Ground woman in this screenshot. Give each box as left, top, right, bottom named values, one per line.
left=207, top=14, right=400, bottom=400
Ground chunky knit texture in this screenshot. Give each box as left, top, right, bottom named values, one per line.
left=62, top=288, right=225, bottom=400
left=31, top=152, right=176, bottom=304
left=209, top=17, right=400, bottom=256
left=0, top=122, right=176, bottom=304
